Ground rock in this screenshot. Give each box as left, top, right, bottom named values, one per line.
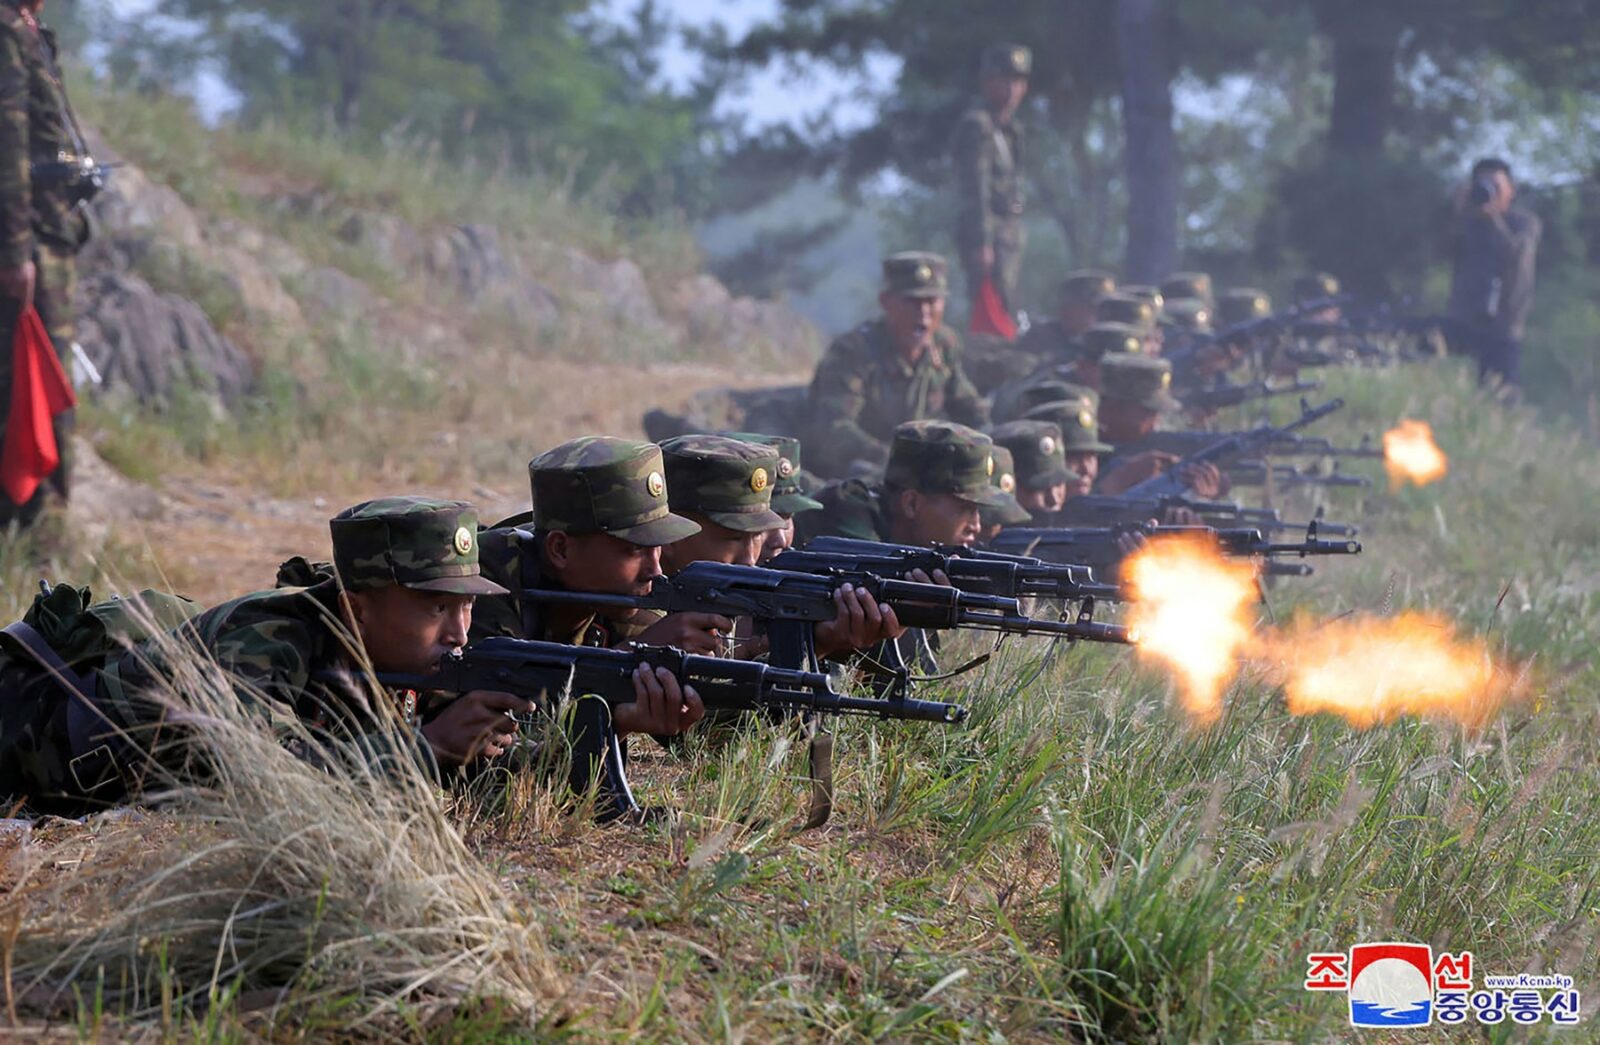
left=87, top=161, right=205, bottom=252
left=428, top=224, right=560, bottom=328
left=301, top=265, right=377, bottom=320
left=668, top=274, right=820, bottom=360
left=76, top=272, right=255, bottom=406
left=338, top=210, right=424, bottom=275
left=560, top=247, right=661, bottom=328
left=642, top=384, right=809, bottom=442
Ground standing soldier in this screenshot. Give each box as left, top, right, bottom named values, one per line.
left=1, top=0, right=92, bottom=529
left=952, top=43, right=1031, bottom=320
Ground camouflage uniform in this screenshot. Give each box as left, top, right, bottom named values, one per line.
left=1094, top=353, right=1182, bottom=479
left=991, top=420, right=1075, bottom=493
left=800, top=421, right=1007, bottom=685
left=951, top=43, right=1030, bottom=314
left=1, top=497, right=506, bottom=813
left=807, top=253, right=988, bottom=477
left=722, top=432, right=824, bottom=518
left=0, top=1, right=88, bottom=525
left=1012, top=271, right=1115, bottom=374
left=1160, top=272, right=1214, bottom=310
left=1217, top=288, right=1272, bottom=328
left=472, top=437, right=700, bottom=646
left=660, top=434, right=786, bottom=536
left=799, top=420, right=1008, bottom=545
left=978, top=443, right=1033, bottom=530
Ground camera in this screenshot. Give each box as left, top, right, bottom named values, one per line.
left=1469, top=177, right=1497, bottom=207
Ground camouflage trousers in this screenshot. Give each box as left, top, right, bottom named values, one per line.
left=961, top=221, right=1025, bottom=317
left=0, top=244, right=76, bottom=528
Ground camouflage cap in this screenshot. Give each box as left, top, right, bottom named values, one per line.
left=531, top=436, right=702, bottom=546
left=884, top=420, right=1009, bottom=507
left=1161, top=297, right=1213, bottom=333
left=1160, top=272, right=1214, bottom=306
left=1100, top=352, right=1180, bottom=413
left=1081, top=322, right=1145, bottom=360
left=993, top=376, right=1097, bottom=424
left=660, top=434, right=787, bottom=533
left=1096, top=294, right=1156, bottom=332
left=1059, top=270, right=1117, bottom=304
left=980, top=42, right=1032, bottom=78
left=1119, top=284, right=1165, bottom=316
left=1218, top=287, right=1272, bottom=327
left=721, top=432, right=824, bottom=516
left=981, top=445, right=1035, bottom=527
left=1019, top=399, right=1112, bottom=453
left=330, top=496, right=509, bottom=596
left=882, top=251, right=948, bottom=298
left=1293, top=272, right=1341, bottom=303
left=991, top=419, right=1076, bottom=489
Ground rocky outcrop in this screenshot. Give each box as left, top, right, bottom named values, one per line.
left=667, top=274, right=820, bottom=360
left=76, top=272, right=254, bottom=407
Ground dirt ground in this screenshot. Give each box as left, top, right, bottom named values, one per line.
left=69, top=360, right=804, bottom=606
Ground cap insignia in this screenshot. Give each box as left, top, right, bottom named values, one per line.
left=985, top=454, right=995, bottom=477
left=777, top=457, right=795, bottom=479
left=1039, top=435, right=1057, bottom=456
left=646, top=471, right=665, bottom=498
left=1078, top=409, right=1094, bottom=429
left=914, top=263, right=933, bottom=283
left=750, top=467, right=769, bottom=493
left=999, top=473, right=1016, bottom=494
left=453, top=527, right=474, bottom=557
left=1160, top=371, right=1172, bottom=389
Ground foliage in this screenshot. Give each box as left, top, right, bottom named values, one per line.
left=112, top=0, right=721, bottom=215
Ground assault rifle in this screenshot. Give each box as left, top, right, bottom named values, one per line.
left=1226, top=460, right=1372, bottom=490
left=1167, top=295, right=1350, bottom=373
left=1119, top=397, right=1346, bottom=500
left=771, top=535, right=1122, bottom=602
left=1136, top=429, right=1385, bottom=461
left=1181, top=377, right=1323, bottom=412
left=375, top=637, right=965, bottom=823
left=525, top=560, right=1135, bottom=678
left=1058, top=493, right=1360, bottom=538
left=990, top=522, right=1361, bottom=580
left=29, top=156, right=119, bottom=207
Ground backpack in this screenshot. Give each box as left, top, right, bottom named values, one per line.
left=0, top=582, right=201, bottom=814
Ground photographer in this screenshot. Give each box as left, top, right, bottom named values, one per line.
left=1445, top=157, right=1541, bottom=392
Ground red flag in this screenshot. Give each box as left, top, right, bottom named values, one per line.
left=968, top=276, right=1017, bottom=340
left=2, top=305, right=77, bottom=505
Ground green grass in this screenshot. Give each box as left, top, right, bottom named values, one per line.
left=10, top=357, right=1599, bottom=1038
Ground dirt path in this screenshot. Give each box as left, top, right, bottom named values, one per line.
left=73, top=361, right=807, bottom=606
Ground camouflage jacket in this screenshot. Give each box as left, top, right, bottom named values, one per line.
left=950, top=102, right=1025, bottom=257
left=1016, top=320, right=1081, bottom=371
left=807, top=319, right=988, bottom=477
left=0, top=2, right=87, bottom=267
left=94, top=581, right=435, bottom=781
left=471, top=516, right=617, bottom=647
left=794, top=478, right=889, bottom=546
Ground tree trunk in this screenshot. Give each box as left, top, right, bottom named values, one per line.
left=1326, top=14, right=1399, bottom=155
left=1114, top=0, right=1178, bottom=283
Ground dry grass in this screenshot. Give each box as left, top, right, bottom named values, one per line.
left=2, top=620, right=561, bottom=1037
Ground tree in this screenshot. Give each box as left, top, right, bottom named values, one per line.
left=1114, top=0, right=1178, bottom=281
left=154, top=0, right=720, bottom=214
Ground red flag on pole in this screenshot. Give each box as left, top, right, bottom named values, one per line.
left=967, top=275, right=1017, bottom=340
left=2, top=305, right=77, bottom=506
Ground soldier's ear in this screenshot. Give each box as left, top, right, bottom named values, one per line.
left=543, top=529, right=573, bottom=570
left=897, top=488, right=921, bottom=521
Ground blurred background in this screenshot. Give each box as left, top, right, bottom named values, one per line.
left=50, top=0, right=1600, bottom=425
